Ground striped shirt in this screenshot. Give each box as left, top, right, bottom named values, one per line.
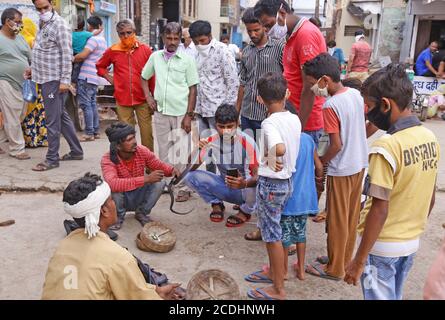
left=78, top=35, right=107, bottom=85
left=101, top=145, right=174, bottom=193
left=240, top=37, right=285, bottom=121
left=32, top=12, right=72, bottom=85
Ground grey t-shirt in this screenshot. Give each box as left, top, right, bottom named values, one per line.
left=0, top=33, right=31, bottom=91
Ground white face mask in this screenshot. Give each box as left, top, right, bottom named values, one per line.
left=196, top=39, right=212, bottom=57
left=328, top=47, right=335, bottom=56
left=221, top=129, right=236, bottom=142
left=267, top=11, right=287, bottom=39
left=355, top=35, right=364, bottom=42
left=311, top=78, right=329, bottom=98
left=39, top=10, right=53, bottom=23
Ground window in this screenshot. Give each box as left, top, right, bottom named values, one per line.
left=183, top=0, right=186, bottom=15
left=344, top=25, right=369, bottom=37
left=193, top=0, right=197, bottom=17
left=188, top=0, right=192, bottom=16
left=126, top=0, right=142, bottom=35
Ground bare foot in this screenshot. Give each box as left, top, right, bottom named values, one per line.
left=249, top=285, right=286, bottom=300
left=293, top=261, right=305, bottom=280
left=262, top=264, right=288, bottom=280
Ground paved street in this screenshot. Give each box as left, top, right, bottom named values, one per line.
left=0, top=118, right=444, bottom=300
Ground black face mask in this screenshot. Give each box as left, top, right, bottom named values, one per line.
left=367, top=100, right=392, bottom=131
left=181, top=38, right=185, bottom=44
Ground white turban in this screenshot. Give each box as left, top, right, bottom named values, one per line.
left=63, top=182, right=111, bottom=239
left=355, top=34, right=365, bottom=42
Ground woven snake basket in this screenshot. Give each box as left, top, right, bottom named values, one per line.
left=186, top=269, right=240, bottom=300
left=139, top=221, right=176, bottom=253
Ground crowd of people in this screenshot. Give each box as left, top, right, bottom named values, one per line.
left=0, top=0, right=443, bottom=301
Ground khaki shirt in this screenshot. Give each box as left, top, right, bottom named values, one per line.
left=42, top=229, right=161, bottom=300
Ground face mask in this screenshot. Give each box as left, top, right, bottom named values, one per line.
left=120, top=34, right=137, bottom=50
left=267, top=12, right=287, bottom=39
left=8, top=21, right=23, bottom=34
left=328, top=47, right=335, bottom=56
left=221, top=129, right=236, bottom=142
left=163, top=49, right=176, bottom=61
left=196, top=43, right=211, bottom=56
left=367, top=100, right=392, bottom=131
left=311, top=78, right=329, bottom=98
left=39, top=10, right=53, bottom=23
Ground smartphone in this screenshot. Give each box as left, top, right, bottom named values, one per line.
left=226, top=168, right=239, bottom=178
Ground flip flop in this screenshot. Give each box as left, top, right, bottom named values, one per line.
left=60, top=153, right=83, bottom=161
left=32, top=161, right=59, bottom=172
left=247, top=288, right=279, bottom=300
left=226, top=211, right=251, bottom=228
left=305, top=262, right=341, bottom=281
left=10, top=153, right=31, bottom=160
left=244, top=271, right=273, bottom=284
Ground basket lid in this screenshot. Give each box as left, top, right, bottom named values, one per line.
left=139, top=221, right=176, bottom=253
left=186, top=269, right=240, bottom=300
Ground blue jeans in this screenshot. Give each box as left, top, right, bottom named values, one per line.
left=111, top=181, right=165, bottom=222
left=183, top=170, right=256, bottom=214
left=304, top=129, right=323, bottom=149
left=360, top=253, right=416, bottom=300
left=241, top=116, right=262, bottom=142
left=77, top=79, right=99, bottom=136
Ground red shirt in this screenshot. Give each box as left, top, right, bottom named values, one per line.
left=283, top=20, right=326, bottom=131
left=350, top=41, right=372, bottom=72
left=96, top=43, right=155, bottom=107
left=101, top=145, right=174, bottom=193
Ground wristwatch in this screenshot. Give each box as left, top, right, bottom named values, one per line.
left=186, top=111, right=195, bottom=117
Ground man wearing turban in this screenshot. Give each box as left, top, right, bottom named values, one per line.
left=42, top=173, right=182, bottom=299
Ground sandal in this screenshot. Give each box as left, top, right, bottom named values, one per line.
left=316, top=255, right=329, bottom=264
left=305, top=262, right=341, bottom=281
left=209, top=203, right=225, bottom=222
left=80, top=135, right=95, bottom=142
left=247, top=288, right=280, bottom=300
left=245, top=271, right=273, bottom=284
left=226, top=210, right=251, bottom=228
left=60, top=153, right=84, bottom=161
left=244, top=228, right=262, bottom=241
left=312, top=210, right=327, bottom=223
left=32, top=161, right=59, bottom=171
left=10, top=152, right=31, bottom=160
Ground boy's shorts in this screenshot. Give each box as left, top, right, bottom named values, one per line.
left=280, top=215, right=308, bottom=247
left=256, top=176, right=291, bottom=243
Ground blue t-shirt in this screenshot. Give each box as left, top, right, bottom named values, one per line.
left=282, top=133, right=319, bottom=216
left=72, top=30, right=93, bottom=54
left=415, top=48, right=433, bottom=76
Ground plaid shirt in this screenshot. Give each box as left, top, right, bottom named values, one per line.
left=32, top=12, right=72, bottom=85
left=101, top=146, right=174, bottom=193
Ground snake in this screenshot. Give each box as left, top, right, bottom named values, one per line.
left=168, top=166, right=194, bottom=215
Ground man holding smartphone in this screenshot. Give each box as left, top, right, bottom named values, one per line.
left=183, top=104, right=259, bottom=228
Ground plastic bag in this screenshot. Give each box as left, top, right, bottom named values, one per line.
left=22, top=79, right=37, bottom=103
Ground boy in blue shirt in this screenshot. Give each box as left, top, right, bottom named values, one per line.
left=282, top=132, right=324, bottom=280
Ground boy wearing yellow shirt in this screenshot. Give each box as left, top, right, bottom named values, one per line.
left=344, top=64, right=440, bottom=300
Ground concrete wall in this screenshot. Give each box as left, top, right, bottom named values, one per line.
left=198, top=0, right=225, bottom=38
left=377, top=0, right=406, bottom=62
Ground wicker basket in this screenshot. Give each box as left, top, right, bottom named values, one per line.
left=139, top=221, right=176, bottom=253
left=186, top=269, right=240, bottom=300
left=136, top=232, right=153, bottom=252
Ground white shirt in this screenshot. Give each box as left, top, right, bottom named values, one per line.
left=227, top=43, right=240, bottom=60
left=178, top=42, right=197, bottom=59
left=258, top=111, right=301, bottom=179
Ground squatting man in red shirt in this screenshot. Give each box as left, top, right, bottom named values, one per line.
left=101, top=123, right=180, bottom=231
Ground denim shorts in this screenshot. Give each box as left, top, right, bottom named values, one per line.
left=280, top=215, right=308, bottom=247
left=256, top=176, right=291, bottom=243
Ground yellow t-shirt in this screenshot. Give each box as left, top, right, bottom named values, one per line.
left=42, top=229, right=161, bottom=300
left=358, top=125, right=439, bottom=243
